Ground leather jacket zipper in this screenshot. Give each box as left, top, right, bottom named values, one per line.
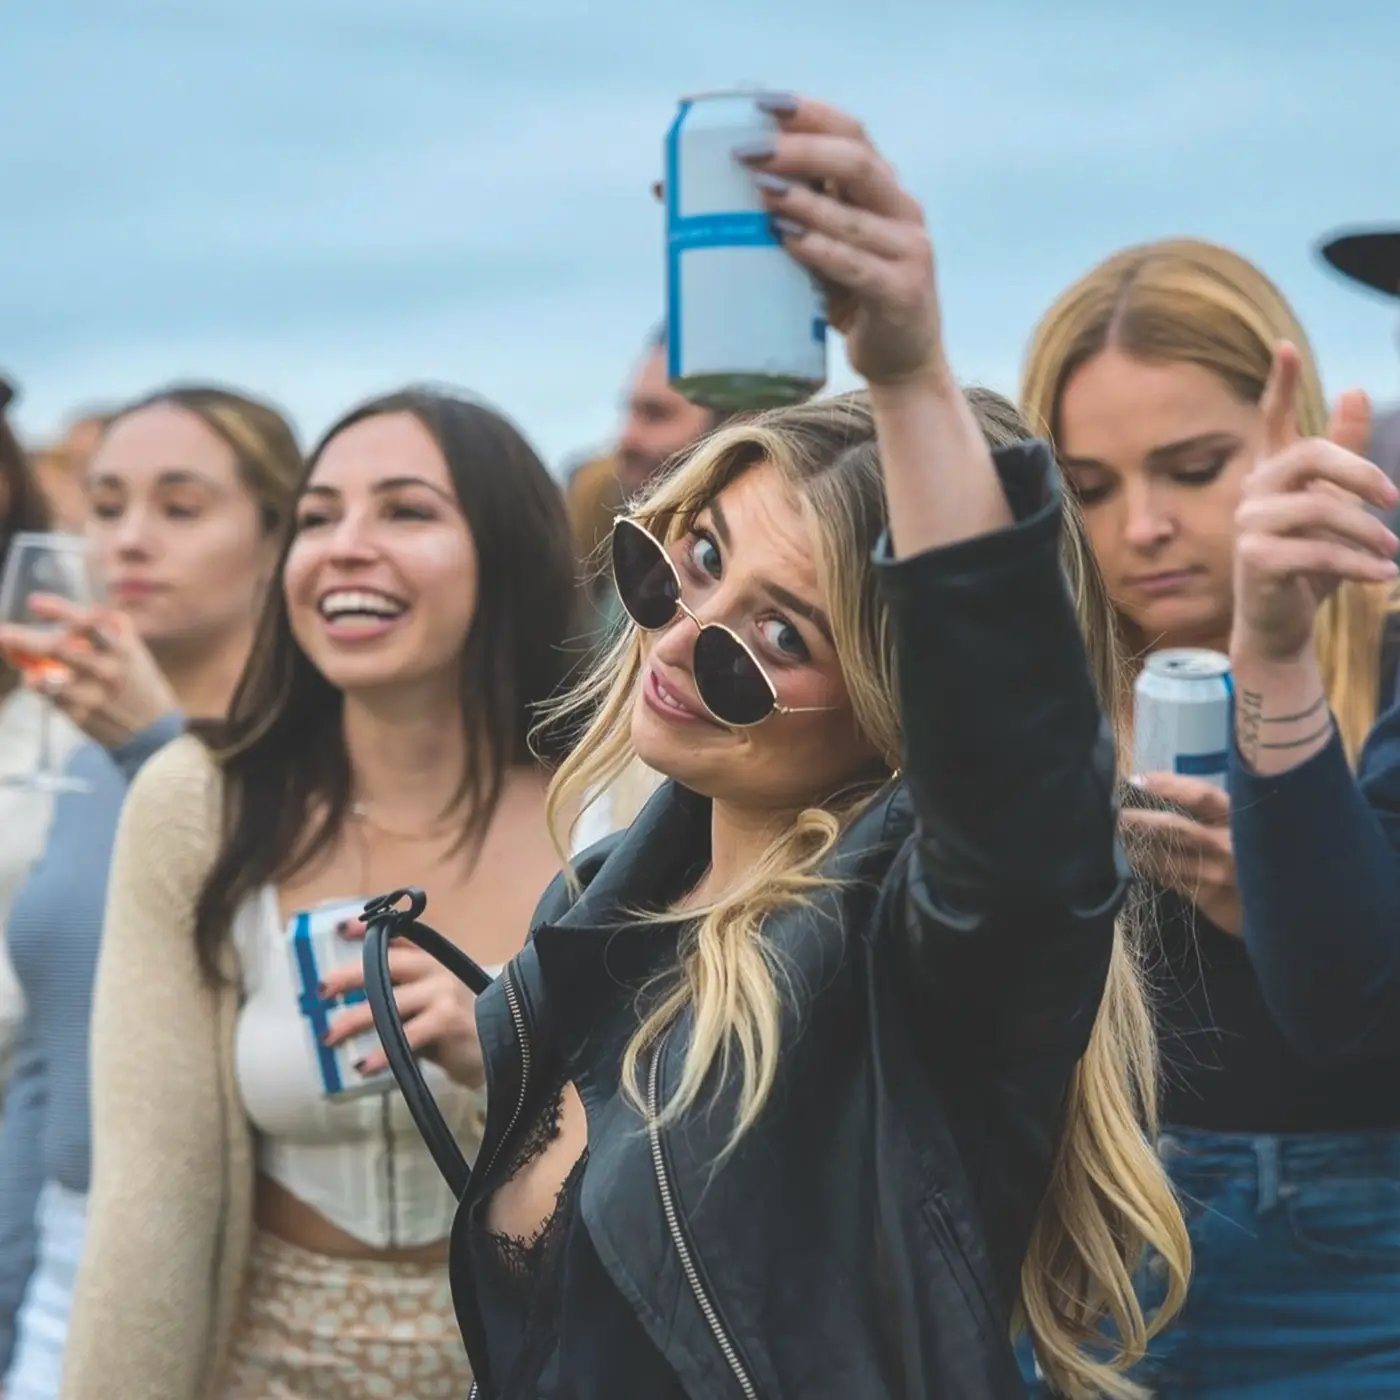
left=647, top=1045, right=759, bottom=1399
left=468, top=964, right=532, bottom=1400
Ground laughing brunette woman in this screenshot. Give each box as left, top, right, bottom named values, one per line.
left=60, top=392, right=578, bottom=1400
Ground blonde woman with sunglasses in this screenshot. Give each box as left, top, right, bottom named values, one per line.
left=363, top=93, right=1188, bottom=1400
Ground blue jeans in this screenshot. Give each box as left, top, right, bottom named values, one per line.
left=1018, top=1126, right=1400, bottom=1397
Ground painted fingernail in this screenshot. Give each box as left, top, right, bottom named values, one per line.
left=755, top=92, right=798, bottom=117
left=771, top=216, right=807, bottom=240
left=353, top=1058, right=368, bottom=1073
left=732, top=138, right=777, bottom=164
left=335, top=920, right=349, bottom=934
left=752, top=171, right=791, bottom=195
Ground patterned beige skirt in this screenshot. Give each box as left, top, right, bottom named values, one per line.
left=221, top=1231, right=473, bottom=1399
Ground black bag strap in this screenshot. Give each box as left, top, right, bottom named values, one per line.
left=361, top=888, right=494, bottom=1200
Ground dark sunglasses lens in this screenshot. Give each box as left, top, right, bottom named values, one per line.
left=694, top=627, right=775, bottom=726
left=612, top=521, right=679, bottom=630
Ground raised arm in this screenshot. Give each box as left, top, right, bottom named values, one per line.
left=60, top=736, right=236, bottom=1400
left=1228, top=346, right=1400, bottom=1062
left=749, top=95, right=1119, bottom=911
left=747, top=96, right=1123, bottom=1057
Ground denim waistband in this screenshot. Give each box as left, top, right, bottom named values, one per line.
left=1160, top=1124, right=1400, bottom=1213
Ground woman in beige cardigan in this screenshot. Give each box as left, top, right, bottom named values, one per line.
left=61, top=391, right=579, bottom=1400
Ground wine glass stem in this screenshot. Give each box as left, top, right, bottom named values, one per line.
left=37, top=701, right=55, bottom=776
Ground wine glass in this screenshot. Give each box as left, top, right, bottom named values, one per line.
left=0, top=532, right=97, bottom=793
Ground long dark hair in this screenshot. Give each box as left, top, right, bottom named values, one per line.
left=0, top=380, right=55, bottom=698
left=193, top=388, right=579, bottom=983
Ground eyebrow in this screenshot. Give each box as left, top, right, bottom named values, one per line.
left=704, top=500, right=833, bottom=646
left=1060, top=432, right=1240, bottom=472
left=709, top=498, right=733, bottom=548
left=300, top=475, right=457, bottom=504
left=87, top=467, right=221, bottom=491
left=763, top=580, right=834, bottom=647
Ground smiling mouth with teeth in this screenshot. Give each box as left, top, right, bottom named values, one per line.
left=318, top=589, right=409, bottom=622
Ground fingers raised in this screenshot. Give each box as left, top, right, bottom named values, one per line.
left=1260, top=341, right=1302, bottom=458
left=1236, top=533, right=1398, bottom=585
left=740, top=133, right=917, bottom=220
left=1236, top=489, right=1399, bottom=558
left=1328, top=387, right=1373, bottom=457
left=1249, top=438, right=1399, bottom=509
left=755, top=94, right=868, bottom=140
left=759, top=178, right=919, bottom=260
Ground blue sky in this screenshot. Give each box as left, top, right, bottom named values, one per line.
left=4, top=0, right=1398, bottom=469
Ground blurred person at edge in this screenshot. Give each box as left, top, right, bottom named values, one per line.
left=29, top=411, right=118, bottom=534
left=1016, top=239, right=1400, bottom=1397
left=0, top=385, right=301, bottom=1400
left=564, top=322, right=716, bottom=631
left=0, top=378, right=81, bottom=1099
left=1318, top=222, right=1400, bottom=505
left=60, top=392, right=576, bottom=1400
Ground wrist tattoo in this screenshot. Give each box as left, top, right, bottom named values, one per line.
left=1236, top=687, right=1331, bottom=768
left=1258, top=692, right=1327, bottom=725
left=1237, top=689, right=1263, bottom=767
left=1259, top=716, right=1335, bottom=750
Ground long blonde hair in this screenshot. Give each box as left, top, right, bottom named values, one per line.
left=1021, top=236, right=1395, bottom=760
left=541, top=388, right=1189, bottom=1399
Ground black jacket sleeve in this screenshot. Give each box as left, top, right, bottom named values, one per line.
left=874, top=440, right=1127, bottom=1068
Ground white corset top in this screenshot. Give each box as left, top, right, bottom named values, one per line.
left=233, top=886, right=486, bottom=1249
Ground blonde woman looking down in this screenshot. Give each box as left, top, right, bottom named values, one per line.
left=1019, top=237, right=1400, bottom=1395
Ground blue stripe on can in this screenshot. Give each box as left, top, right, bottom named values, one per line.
left=668, top=211, right=780, bottom=252
left=291, top=912, right=343, bottom=1095
left=1175, top=750, right=1229, bottom=777
left=664, top=101, right=690, bottom=381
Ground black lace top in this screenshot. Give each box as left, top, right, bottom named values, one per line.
left=467, top=1076, right=687, bottom=1398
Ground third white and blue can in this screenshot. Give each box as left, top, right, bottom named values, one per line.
left=1132, top=648, right=1234, bottom=787
left=288, top=898, right=396, bottom=1101
left=664, top=90, right=828, bottom=410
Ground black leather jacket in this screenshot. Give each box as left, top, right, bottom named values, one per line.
left=454, top=440, right=1127, bottom=1399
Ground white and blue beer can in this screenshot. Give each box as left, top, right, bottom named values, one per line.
left=1132, top=649, right=1234, bottom=788
left=288, top=898, right=396, bottom=1101
left=664, top=91, right=828, bottom=410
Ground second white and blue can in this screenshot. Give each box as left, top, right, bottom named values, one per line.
left=1132, top=648, right=1234, bottom=788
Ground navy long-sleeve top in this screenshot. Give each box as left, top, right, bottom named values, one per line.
left=1229, top=684, right=1400, bottom=1070
left=1152, top=629, right=1400, bottom=1132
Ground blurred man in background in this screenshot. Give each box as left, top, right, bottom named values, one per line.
left=1319, top=226, right=1400, bottom=490
left=565, top=324, right=718, bottom=641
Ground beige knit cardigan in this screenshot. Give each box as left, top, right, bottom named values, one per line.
left=61, top=735, right=254, bottom=1400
